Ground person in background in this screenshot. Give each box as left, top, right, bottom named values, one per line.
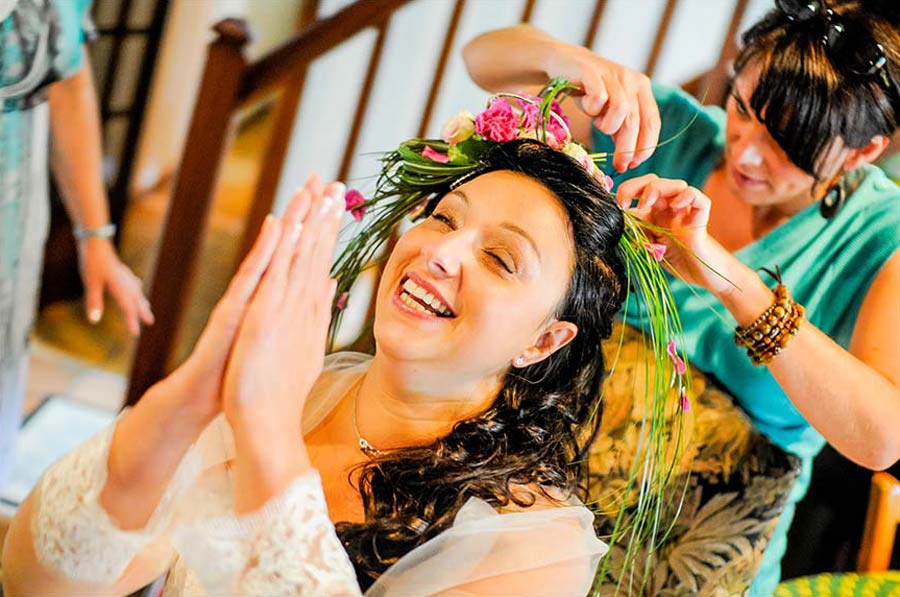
left=462, top=1, right=900, bottom=593
left=0, top=0, right=153, bottom=488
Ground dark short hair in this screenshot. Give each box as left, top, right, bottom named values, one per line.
left=734, top=1, right=900, bottom=179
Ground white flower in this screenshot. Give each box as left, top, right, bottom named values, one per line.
left=441, top=110, right=475, bottom=145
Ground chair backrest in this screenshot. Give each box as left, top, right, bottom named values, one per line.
left=857, top=472, right=900, bottom=572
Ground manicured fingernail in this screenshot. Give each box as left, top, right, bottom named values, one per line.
left=291, top=222, right=303, bottom=242
left=331, top=182, right=346, bottom=200
left=88, top=309, right=102, bottom=323
left=320, top=195, right=334, bottom=214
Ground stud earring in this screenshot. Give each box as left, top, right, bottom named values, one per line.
left=514, top=357, right=525, bottom=367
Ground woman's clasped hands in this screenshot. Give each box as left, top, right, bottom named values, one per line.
left=161, top=174, right=345, bottom=509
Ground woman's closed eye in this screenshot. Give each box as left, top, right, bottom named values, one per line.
left=432, top=211, right=457, bottom=230
left=484, top=248, right=516, bottom=274
left=731, top=93, right=750, bottom=119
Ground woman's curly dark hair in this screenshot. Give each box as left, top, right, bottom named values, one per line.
left=335, top=140, right=627, bottom=589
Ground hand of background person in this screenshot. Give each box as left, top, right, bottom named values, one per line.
left=77, top=238, right=154, bottom=335
left=543, top=42, right=660, bottom=172
left=222, top=175, right=345, bottom=438
left=616, top=174, right=736, bottom=295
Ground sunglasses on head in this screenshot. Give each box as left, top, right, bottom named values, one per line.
left=775, top=0, right=888, bottom=79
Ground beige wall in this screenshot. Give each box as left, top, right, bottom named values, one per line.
left=132, top=0, right=302, bottom=193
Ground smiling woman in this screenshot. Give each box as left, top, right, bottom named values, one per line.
left=1, top=85, right=687, bottom=594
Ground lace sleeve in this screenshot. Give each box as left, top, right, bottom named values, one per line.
left=31, top=418, right=203, bottom=584
left=170, top=469, right=361, bottom=597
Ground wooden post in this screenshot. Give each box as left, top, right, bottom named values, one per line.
left=645, top=0, right=679, bottom=77
left=126, top=19, right=251, bottom=406
left=857, top=472, right=900, bottom=572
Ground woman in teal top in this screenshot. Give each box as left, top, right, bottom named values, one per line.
left=0, top=0, right=152, bottom=489
left=464, top=2, right=900, bottom=594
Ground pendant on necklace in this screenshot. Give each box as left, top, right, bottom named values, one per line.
left=358, top=436, right=383, bottom=458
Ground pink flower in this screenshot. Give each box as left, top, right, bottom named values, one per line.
left=545, top=100, right=571, bottom=148
left=667, top=339, right=687, bottom=375
left=546, top=119, right=569, bottom=149
left=475, top=98, right=519, bottom=142
left=601, top=175, right=614, bottom=192
left=515, top=96, right=540, bottom=131
left=441, top=110, right=475, bottom=144
left=344, top=189, right=366, bottom=222
left=336, top=291, right=349, bottom=311
left=646, top=242, right=667, bottom=262
left=422, top=145, right=450, bottom=163
left=680, top=387, right=691, bottom=412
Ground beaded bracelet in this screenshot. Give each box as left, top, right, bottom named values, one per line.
left=733, top=267, right=805, bottom=366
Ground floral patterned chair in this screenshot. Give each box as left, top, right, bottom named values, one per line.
left=588, top=323, right=802, bottom=595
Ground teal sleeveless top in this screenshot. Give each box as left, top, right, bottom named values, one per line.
left=592, top=83, right=900, bottom=596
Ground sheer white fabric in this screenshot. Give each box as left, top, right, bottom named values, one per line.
left=30, top=352, right=607, bottom=596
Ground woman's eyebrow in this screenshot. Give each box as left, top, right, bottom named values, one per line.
left=449, top=188, right=539, bottom=262
left=499, top=223, right=541, bottom=263
left=448, top=189, right=469, bottom=204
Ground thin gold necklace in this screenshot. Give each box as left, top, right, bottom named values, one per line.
left=352, top=376, right=383, bottom=458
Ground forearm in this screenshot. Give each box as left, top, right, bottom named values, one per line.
left=463, top=25, right=560, bottom=92
left=232, top=419, right=312, bottom=514
left=100, top=373, right=218, bottom=529
left=1, top=379, right=205, bottom=592
left=714, top=263, right=900, bottom=469
left=48, top=51, right=109, bottom=230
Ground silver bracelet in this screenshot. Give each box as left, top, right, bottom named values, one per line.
left=73, top=223, right=116, bottom=240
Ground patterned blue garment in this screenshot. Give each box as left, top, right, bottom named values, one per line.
left=0, top=0, right=93, bottom=487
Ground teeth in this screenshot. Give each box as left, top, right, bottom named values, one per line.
left=401, top=291, right=437, bottom=316
left=400, top=277, right=453, bottom=316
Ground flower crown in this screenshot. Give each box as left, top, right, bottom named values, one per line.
left=329, top=79, right=691, bottom=589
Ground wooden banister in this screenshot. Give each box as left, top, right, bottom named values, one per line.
left=582, top=0, right=608, bottom=49
left=700, top=0, right=749, bottom=106
left=417, top=0, right=466, bottom=138
left=858, top=472, right=900, bottom=573
left=337, top=17, right=391, bottom=181
left=126, top=19, right=251, bottom=406
left=645, top=0, right=679, bottom=77
left=238, top=0, right=412, bottom=106
left=238, top=0, right=320, bottom=261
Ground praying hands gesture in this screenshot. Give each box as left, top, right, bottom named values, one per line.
left=223, top=176, right=346, bottom=513
left=97, top=175, right=344, bottom=530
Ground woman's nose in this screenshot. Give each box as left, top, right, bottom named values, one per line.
left=736, top=143, right=764, bottom=168
left=424, top=233, right=467, bottom=279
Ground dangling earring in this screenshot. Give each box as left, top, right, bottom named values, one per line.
left=819, top=176, right=846, bottom=219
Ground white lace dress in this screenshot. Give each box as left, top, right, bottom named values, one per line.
left=30, top=353, right=607, bottom=596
